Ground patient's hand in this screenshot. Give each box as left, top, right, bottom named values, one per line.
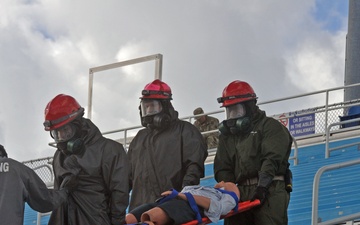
left=161, top=190, right=172, bottom=196
left=161, top=190, right=186, bottom=201
left=214, top=181, right=225, bottom=188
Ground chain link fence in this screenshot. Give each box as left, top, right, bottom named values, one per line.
left=272, top=99, right=360, bottom=136
left=313, top=101, right=358, bottom=133
left=22, top=156, right=53, bottom=185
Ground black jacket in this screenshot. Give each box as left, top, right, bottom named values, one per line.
left=49, top=118, right=129, bottom=225
left=128, top=110, right=208, bottom=210
left=0, top=157, right=67, bottom=225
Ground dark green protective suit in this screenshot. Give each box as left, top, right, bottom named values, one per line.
left=214, top=109, right=292, bottom=225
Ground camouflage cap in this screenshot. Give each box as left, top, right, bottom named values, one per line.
left=193, top=107, right=204, bottom=115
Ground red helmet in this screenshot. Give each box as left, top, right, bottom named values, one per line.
left=217, top=80, right=257, bottom=107
left=43, top=94, right=84, bottom=131
left=140, top=79, right=172, bottom=100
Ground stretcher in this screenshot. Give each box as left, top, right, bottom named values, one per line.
left=182, top=199, right=261, bottom=225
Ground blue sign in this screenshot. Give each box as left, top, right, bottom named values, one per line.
left=289, top=113, right=315, bottom=137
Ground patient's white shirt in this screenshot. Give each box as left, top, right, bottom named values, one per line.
left=181, top=185, right=237, bottom=223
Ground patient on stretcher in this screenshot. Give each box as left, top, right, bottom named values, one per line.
left=126, top=181, right=240, bottom=225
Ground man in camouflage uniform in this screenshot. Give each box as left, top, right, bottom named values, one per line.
left=193, top=107, right=220, bottom=149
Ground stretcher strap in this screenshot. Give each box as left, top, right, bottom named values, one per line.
left=157, top=188, right=179, bottom=204
left=183, top=192, right=202, bottom=224
left=215, top=188, right=239, bottom=212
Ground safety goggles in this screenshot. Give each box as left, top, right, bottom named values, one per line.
left=140, top=99, right=163, bottom=117
left=50, top=123, right=76, bottom=143
left=226, top=103, right=246, bottom=119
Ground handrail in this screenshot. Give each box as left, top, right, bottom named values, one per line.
left=37, top=212, right=51, bottom=225
left=325, top=117, right=360, bottom=158
left=258, top=82, right=360, bottom=106
left=22, top=156, right=53, bottom=164
left=289, top=137, right=299, bottom=165
left=48, top=83, right=360, bottom=164
left=311, top=159, right=360, bottom=225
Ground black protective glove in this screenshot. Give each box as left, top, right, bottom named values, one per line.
left=60, top=155, right=81, bottom=193
left=64, top=155, right=81, bottom=175
left=60, top=175, right=79, bottom=193
left=250, top=186, right=268, bottom=205
left=250, top=172, right=273, bottom=205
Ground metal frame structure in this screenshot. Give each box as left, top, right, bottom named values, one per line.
left=87, top=53, right=163, bottom=120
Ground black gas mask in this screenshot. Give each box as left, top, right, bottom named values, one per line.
left=219, top=102, right=252, bottom=135
left=51, top=120, right=85, bottom=155
left=140, top=99, right=171, bottom=130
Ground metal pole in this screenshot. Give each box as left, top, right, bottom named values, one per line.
left=344, top=0, right=360, bottom=101
left=88, top=70, right=94, bottom=120
left=155, top=54, right=163, bottom=80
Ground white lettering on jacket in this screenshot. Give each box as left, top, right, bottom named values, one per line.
left=0, top=162, right=9, bottom=172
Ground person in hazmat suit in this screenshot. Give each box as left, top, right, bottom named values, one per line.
left=127, top=79, right=208, bottom=211
left=214, top=80, right=292, bottom=225
left=43, top=94, right=129, bottom=225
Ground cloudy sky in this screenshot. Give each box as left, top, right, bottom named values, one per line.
left=0, top=0, right=348, bottom=161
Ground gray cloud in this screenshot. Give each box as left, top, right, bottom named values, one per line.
left=0, top=0, right=347, bottom=161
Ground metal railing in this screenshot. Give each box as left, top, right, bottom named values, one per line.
left=36, top=212, right=51, bottom=225
left=311, top=159, right=360, bottom=225
left=325, top=118, right=360, bottom=158
left=105, top=83, right=360, bottom=148
left=44, top=83, right=360, bottom=166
